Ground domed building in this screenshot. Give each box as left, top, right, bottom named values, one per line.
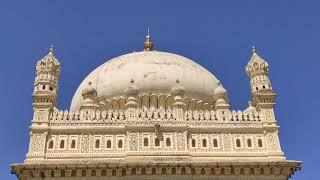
left=11, top=35, right=301, bottom=180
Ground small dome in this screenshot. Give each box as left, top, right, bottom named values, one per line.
left=170, top=79, right=185, bottom=96
left=214, top=82, right=227, bottom=96
left=81, top=82, right=97, bottom=99
left=70, top=51, right=221, bottom=111
left=36, top=47, right=60, bottom=76
left=125, top=79, right=139, bottom=95
left=246, top=47, right=269, bottom=77
left=244, top=101, right=256, bottom=112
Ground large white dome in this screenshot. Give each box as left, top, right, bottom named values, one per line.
left=70, top=51, right=221, bottom=111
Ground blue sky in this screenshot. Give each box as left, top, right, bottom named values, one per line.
left=0, top=0, right=318, bottom=179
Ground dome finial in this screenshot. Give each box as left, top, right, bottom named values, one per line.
left=144, top=27, right=154, bottom=51
left=49, top=44, right=54, bottom=54
left=252, top=45, right=257, bottom=54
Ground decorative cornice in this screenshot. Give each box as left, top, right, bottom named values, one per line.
left=11, top=160, right=301, bottom=178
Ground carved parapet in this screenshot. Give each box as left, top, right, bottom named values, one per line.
left=49, top=107, right=262, bottom=126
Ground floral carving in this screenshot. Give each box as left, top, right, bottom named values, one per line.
left=81, top=134, right=90, bottom=153
left=29, top=133, right=46, bottom=153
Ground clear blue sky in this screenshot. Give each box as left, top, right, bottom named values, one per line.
left=0, top=0, right=318, bottom=179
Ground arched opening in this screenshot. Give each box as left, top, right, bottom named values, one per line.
left=202, top=139, right=207, bottom=147
left=71, top=140, right=76, bottom=149
left=60, top=140, right=65, bottom=149
left=247, top=139, right=252, bottom=147
left=101, top=169, right=107, bottom=176
left=95, top=139, right=100, bottom=149
left=112, top=169, right=116, bottom=176
left=107, top=140, right=111, bottom=148
left=48, top=140, right=54, bottom=149
left=61, top=170, right=66, bottom=177
left=118, top=140, right=123, bottom=148
left=172, top=167, right=176, bottom=174
left=166, top=137, right=171, bottom=146
left=258, top=139, right=263, bottom=147
left=192, top=139, right=196, bottom=147
left=71, top=170, right=76, bottom=176
left=191, top=168, right=196, bottom=174
left=121, top=169, right=126, bottom=176
left=155, top=138, right=160, bottom=147
left=143, top=137, right=149, bottom=147
left=142, top=168, right=146, bottom=175
left=91, top=170, right=96, bottom=176
left=152, top=168, right=156, bottom=175
left=181, top=167, right=186, bottom=175
left=161, top=167, right=166, bottom=175
left=131, top=168, right=136, bottom=175
left=236, top=139, right=241, bottom=147
left=201, top=168, right=205, bottom=175
left=213, top=138, right=218, bottom=147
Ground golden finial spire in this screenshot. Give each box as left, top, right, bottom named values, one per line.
left=49, top=44, right=54, bottom=54
left=144, top=27, right=154, bottom=51
left=252, top=45, right=257, bottom=54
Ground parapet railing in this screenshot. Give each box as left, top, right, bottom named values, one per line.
left=49, top=108, right=261, bottom=124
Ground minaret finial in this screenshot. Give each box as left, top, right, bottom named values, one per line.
left=49, top=44, right=54, bottom=54
left=252, top=45, right=256, bottom=54
left=144, top=27, right=153, bottom=51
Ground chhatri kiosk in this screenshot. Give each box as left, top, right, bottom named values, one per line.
left=11, top=34, right=301, bottom=180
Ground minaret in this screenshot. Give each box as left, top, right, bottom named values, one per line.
left=32, top=45, right=61, bottom=123
left=27, top=45, right=61, bottom=161
left=246, top=46, right=276, bottom=109
left=246, top=47, right=284, bottom=158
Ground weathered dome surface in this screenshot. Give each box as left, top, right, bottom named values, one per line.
left=70, top=51, right=221, bottom=111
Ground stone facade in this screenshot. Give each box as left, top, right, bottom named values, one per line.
left=11, top=39, right=301, bottom=180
